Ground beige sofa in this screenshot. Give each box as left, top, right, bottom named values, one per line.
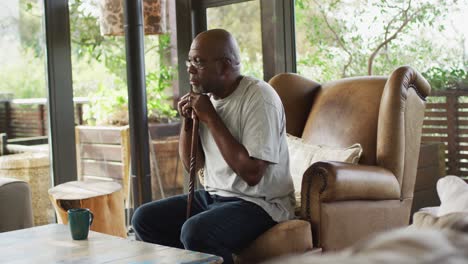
left=0, top=177, right=33, bottom=232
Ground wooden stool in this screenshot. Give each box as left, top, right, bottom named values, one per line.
left=48, top=181, right=126, bottom=238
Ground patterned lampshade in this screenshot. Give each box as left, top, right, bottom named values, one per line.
left=99, top=0, right=166, bottom=36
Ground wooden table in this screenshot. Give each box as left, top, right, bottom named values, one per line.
left=0, top=224, right=223, bottom=264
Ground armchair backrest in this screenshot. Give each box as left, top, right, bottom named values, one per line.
left=269, top=66, right=430, bottom=199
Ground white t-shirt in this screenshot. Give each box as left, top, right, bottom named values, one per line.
left=199, top=76, right=295, bottom=222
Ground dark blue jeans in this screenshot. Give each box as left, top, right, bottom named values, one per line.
left=132, top=190, right=276, bottom=264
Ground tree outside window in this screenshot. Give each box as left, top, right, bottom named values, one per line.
left=295, top=0, right=467, bottom=90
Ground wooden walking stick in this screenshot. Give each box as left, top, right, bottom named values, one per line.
left=186, top=95, right=199, bottom=219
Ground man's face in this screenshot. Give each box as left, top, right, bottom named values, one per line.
left=187, top=39, right=224, bottom=95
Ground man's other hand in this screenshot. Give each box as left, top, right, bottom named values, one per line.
left=186, top=93, right=216, bottom=124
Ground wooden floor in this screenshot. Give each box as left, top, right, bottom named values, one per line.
left=0, top=224, right=223, bottom=264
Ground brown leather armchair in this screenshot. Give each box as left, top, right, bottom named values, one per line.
left=274, top=66, right=431, bottom=251
left=236, top=66, right=431, bottom=263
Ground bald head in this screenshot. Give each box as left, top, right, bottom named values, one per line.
left=191, top=29, right=241, bottom=72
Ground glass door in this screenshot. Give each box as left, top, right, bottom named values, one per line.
left=68, top=0, right=183, bottom=207
left=0, top=0, right=54, bottom=226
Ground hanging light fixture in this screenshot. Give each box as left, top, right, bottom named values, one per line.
left=99, top=0, right=166, bottom=36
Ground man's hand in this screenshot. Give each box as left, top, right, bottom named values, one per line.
left=178, top=92, right=206, bottom=173
left=177, top=93, right=193, bottom=119
left=179, top=92, right=216, bottom=124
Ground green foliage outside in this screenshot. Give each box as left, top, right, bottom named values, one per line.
left=1, top=0, right=177, bottom=125
left=69, top=0, right=177, bottom=125
left=295, top=0, right=467, bottom=90
left=0, top=0, right=46, bottom=98
left=0, top=48, right=46, bottom=98
left=1, top=0, right=467, bottom=110
left=422, top=66, right=468, bottom=89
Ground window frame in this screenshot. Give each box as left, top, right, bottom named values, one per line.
left=176, top=0, right=296, bottom=96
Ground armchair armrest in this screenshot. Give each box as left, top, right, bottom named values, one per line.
left=300, top=161, right=401, bottom=220
left=302, top=161, right=401, bottom=202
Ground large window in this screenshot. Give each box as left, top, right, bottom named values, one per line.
left=69, top=0, right=178, bottom=126
left=295, top=0, right=467, bottom=87
left=295, top=0, right=468, bottom=179
left=206, top=0, right=263, bottom=79
left=0, top=1, right=47, bottom=100
left=186, top=0, right=295, bottom=82
left=0, top=0, right=54, bottom=225
left=68, top=0, right=183, bottom=207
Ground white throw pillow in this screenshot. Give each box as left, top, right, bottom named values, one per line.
left=286, top=134, right=363, bottom=211
left=437, top=175, right=468, bottom=216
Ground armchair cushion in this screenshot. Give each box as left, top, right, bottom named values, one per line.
left=235, top=219, right=312, bottom=264
left=287, top=134, right=362, bottom=210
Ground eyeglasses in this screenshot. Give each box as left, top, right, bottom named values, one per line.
left=185, top=57, right=226, bottom=70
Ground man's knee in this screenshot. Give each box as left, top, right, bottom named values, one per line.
left=132, top=205, right=145, bottom=225
left=131, top=206, right=145, bottom=236
left=131, top=203, right=156, bottom=237
left=180, top=217, right=210, bottom=249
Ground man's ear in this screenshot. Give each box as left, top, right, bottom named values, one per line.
left=218, top=59, right=231, bottom=75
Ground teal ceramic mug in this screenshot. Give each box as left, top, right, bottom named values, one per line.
left=67, top=208, right=94, bottom=240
